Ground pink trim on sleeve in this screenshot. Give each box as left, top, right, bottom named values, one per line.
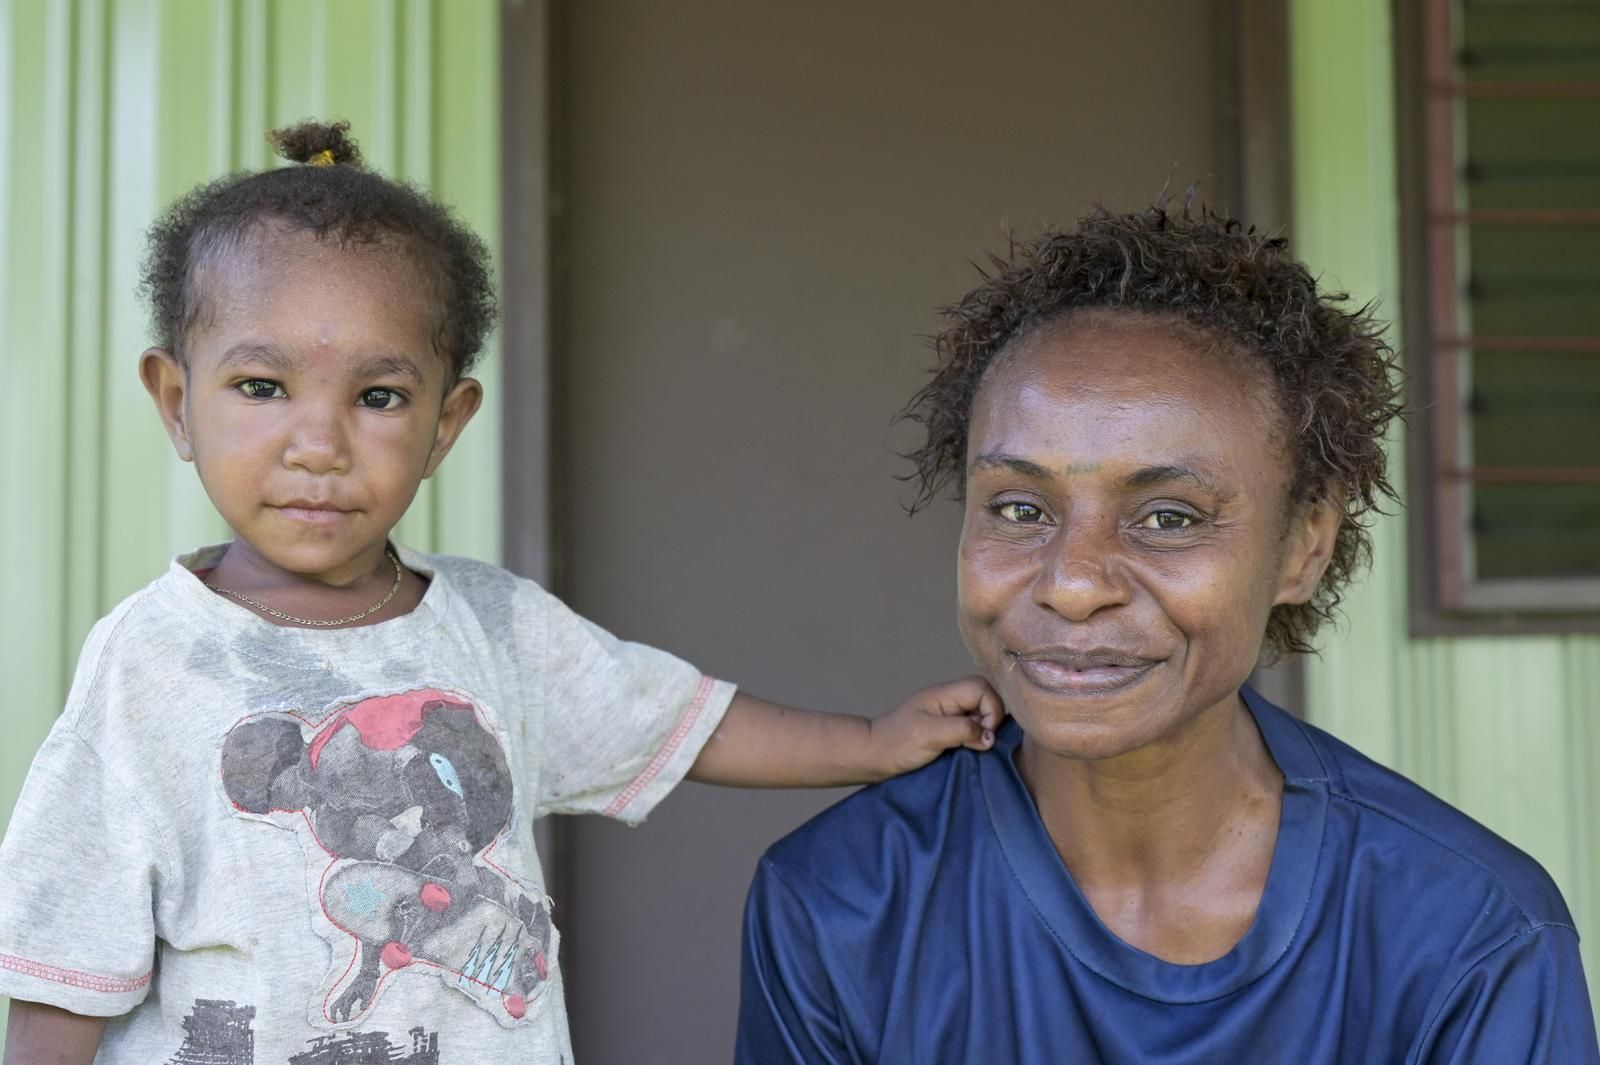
left=602, top=674, right=718, bottom=819
left=0, top=952, right=152, bottom=994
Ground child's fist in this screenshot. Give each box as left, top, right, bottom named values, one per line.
left=866, top=676, right=1005, bottom=779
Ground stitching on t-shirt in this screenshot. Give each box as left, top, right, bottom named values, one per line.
left=68, top=593, right=145, bottom=731
left=978, top=762, right=1127, bottom=992
left=62, top=598, right=184, bottom=889
left=759, top=856, right=864, bottom=1057
left=602, top=674, right=716, bottom=818
left=153, top=554, right=451, bottom=670
left=1412, top=922, right=1576, bottom=1053
left=56, top=727, right=182, bottom=897
left=977, top=757, right=1275, bottom=1007
left=161, top=601, right=448, bottom=670
left=0, top=952, right=151, bottom=995
left=1283, top=713, right=1338, bottom=787
left=1290, top=714, right=1561, bottom=932
left=1332, top=792, right=1569, bottom=933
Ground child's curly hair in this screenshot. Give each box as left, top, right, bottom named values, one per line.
left=140, top=119, right=496, bottom=378
left=900, top=202, right=1403, bottom=660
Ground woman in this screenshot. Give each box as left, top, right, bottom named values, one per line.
left=734, top=205, right=1598, bottom=1064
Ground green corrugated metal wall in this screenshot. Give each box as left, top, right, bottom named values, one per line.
left=0, top=0, right=500, bottom=1037
left=1291, top=0, right=1600, bottom=1023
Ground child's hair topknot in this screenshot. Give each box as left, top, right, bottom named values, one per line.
left=267, top=119, right=364, bottom=167
left=140, top=119, right=496, bottom=378
left=900, top=200, right=1404, bottom=661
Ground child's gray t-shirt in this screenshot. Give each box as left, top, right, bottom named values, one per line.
left=0, top=543, right=735, bottom=1064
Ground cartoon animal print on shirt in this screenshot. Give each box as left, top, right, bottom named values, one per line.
left=221, top=689, right=553, bottom=1027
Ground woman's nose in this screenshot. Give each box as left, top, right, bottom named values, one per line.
left=1032, top=520, right=1132, bottom=621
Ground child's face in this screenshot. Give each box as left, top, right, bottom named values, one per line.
left=140, top=231, right=481, bottom=586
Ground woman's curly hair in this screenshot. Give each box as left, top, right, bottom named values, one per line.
left=900, top=202, right=1403, bottom=660
left=140, top=119, right=496, bottom=378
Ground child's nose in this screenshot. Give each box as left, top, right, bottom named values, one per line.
left=283, top=406, right=352, bottom=474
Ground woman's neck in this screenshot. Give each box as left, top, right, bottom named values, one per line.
left=1017, top=692, right=1283, bottom=963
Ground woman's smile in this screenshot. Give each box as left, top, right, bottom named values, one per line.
left=1007, top=648, right=1162, bottom=697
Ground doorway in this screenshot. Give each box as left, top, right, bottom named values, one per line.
left=503, top=3, right=1282, bottom=1059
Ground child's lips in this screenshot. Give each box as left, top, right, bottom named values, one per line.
left=274, top=500, right=353, bottom=525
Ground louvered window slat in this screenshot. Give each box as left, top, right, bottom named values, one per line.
left=1418, top=0, right=1600, bottom=612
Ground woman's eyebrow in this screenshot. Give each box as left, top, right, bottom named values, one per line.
left=968, top=453, right=1054, bottom=479
left=1120, top=463, right=1228, bottom=495
left=971, top=455, right=1234, bottom=499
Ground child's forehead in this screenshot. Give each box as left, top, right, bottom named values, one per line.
left=190, top=229, right=445, bottom=359
left=208, top=227, right=427, bottom=297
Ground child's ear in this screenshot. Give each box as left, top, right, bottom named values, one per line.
left=140, top=347, right=194, bottom=462
left=423, top=376, right=484, bottom=478
left=1273, top=491, right=1343, bottom=607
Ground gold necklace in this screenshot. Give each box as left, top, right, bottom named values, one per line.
left=207, top=549, right=405, bottom=627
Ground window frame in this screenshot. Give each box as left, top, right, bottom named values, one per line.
left=1397, top=0, right=1600, bottom=636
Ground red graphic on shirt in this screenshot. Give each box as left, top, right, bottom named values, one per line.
left=220, top=689, right=552, bottom=1029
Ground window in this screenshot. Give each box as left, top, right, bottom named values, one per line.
left=1401, top=0, right=1600, bottom=629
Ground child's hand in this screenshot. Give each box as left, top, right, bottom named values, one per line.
left=686, top=682, right=1005, bottom=789
left=866, top=676, right=1005, bottom=779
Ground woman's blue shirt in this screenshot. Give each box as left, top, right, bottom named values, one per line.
left=736, top=689, right=1598, bottom=1064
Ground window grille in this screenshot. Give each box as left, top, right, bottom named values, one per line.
left=1409, top=0, right=1600, bottom=622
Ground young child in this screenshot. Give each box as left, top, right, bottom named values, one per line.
left=0, top=121, right=1002, bottom=1065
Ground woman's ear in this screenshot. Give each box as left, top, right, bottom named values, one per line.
left=140, top=347, right=194, bottom=462
left=1274, top=493, right=1344, bottom=607
left=422, top=376, right=484, bottom=478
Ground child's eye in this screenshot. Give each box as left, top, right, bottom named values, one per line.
left=1135, top=509, right=1197, bottom=531
left=359, top=388, right=405, bottom=410
left=238, top=379, right=285, bottom=400
left=994, top=501, right=1046, bottom=524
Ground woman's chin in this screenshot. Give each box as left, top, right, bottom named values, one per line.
left=997, top=669, right=1177, bottom=762
left=1011, top=709, right=1167, bottom=763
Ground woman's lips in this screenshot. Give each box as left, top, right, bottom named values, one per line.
left=1009, top=651, right=1161, bottom=696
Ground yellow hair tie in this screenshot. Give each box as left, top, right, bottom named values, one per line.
left=309, top=149, right=336, bottom=167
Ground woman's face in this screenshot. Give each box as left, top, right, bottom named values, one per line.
left=957, top=315, right=1337, bottom=762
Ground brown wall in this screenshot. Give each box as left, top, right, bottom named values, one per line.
left=553, top=3, right=1222, bottom=1060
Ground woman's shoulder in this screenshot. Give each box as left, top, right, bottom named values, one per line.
left=759, top=745, right=986, bottom=901
left=1283, top=705, right=1574, bottom=932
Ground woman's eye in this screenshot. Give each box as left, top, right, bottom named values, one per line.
left=360, top=388, right=404, bottom=410
left=1137, top=510, right=1196, bottom=531
left=238, top=379, right=284, bottom=400
left=996, top=501, right=1045, bottom=524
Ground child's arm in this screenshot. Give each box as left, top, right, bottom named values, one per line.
left=687, top=677, right=1002, bottom=788
left=4, top=1000, right=106, bottom=1065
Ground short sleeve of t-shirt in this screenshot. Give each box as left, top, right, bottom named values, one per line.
left=738, top=856, right=858, bottom=1064
left=0, top=725, right=166, bottom=1016
left=1413, top=924, right=1597, bottom=1064
left=528, top=585, right=735, bottom=824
